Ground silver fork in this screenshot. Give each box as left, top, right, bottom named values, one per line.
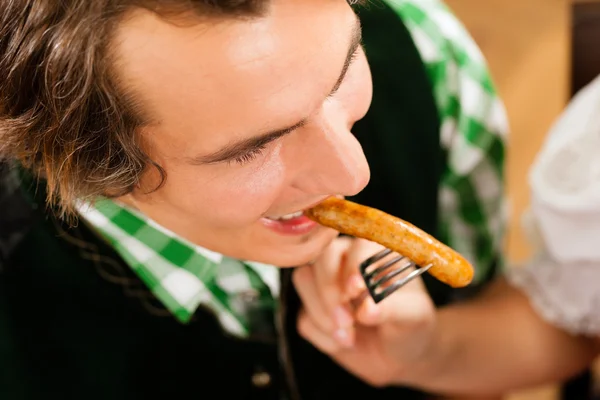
left=359, top=248, right=432, bottom=303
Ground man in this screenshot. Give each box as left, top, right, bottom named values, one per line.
left=0, top=0, right=506, bottom=398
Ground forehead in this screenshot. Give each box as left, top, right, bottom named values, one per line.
left=112, top=0, right=357, bottom=152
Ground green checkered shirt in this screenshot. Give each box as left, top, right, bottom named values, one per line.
left=75, top=0, right=507, bottom=338
left=76, top=198, right=279, bottom=338
left=388, top=0, right=508, bottom=282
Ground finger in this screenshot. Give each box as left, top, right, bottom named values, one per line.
left=344, top=240, right=423, bottom=325
left=380, top=273, right=434, bottom=326
left=311, top=236, right=354, bottom=328
left=353, top=294, right=381, bottom=326
left=292, top=265, right=337, bottom=334
left=297, top=308, right=354, bottom=351
left=342, top=238, right=386, bottom=301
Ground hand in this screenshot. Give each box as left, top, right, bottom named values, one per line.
left=292, top=236, right=437, bottom=387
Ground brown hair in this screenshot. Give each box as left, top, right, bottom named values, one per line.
left=1, top=0, right=363, bottom=218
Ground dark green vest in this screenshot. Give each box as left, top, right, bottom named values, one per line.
left=0, top=3, right=498, bottom=399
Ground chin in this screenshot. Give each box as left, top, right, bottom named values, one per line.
left=251, top=228, right=339, bottom=267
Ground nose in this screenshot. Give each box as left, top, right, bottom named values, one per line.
left=291, top=102, right=370, bottom=197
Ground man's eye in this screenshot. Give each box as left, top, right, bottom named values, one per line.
left=327, top=46, right=361, bottom=99
left=230, top=144, right=268, bottom=165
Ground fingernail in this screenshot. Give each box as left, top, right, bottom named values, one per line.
left=365, top=301, right=381, bottom=322
left=334, top=329, right=353, bottom=348
left=348, top=274, right=365, bottom=293
left=334, top=306, right=353, bottom=329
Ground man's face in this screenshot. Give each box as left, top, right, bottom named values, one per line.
left=113, top=0, right=373, bottom=266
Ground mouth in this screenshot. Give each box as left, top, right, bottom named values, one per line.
left=263, top=195, right=338, bottom=221
left=260, top=196, right=338, bottom=235
left=264, top=210, right=305, bottom=221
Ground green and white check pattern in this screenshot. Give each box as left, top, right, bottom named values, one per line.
left=385, top=0, right=509, bottom=282
left=75, top=0, right=507, bottom=337
left=76, top=198, right=279, bottom=338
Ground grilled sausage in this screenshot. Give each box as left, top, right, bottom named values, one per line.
left=305, top=197, right=474, bottom=288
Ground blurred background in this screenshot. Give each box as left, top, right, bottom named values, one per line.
left=443, top=0, right=600, bottom=399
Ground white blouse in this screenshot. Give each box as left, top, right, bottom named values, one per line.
left=507, top=74, right=600, bottom=337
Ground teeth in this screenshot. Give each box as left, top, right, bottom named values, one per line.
left=280, top=211, right=303, bottom=220
left=273, top=211, right=303, bottom=221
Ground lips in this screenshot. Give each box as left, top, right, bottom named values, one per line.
left=264, top=195, right=337, bottom=221
left=260, top=196, right=340, bottom=235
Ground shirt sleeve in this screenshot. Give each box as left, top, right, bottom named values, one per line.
left=388, top=0, right=509, bottom=283
left=507, top=74, right=600, bottom=337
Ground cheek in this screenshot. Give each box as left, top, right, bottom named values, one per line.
left=163, top=145, right=287, bottom=225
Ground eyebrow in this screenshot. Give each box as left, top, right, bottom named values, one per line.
left=188, top=16, right=364, bottom=165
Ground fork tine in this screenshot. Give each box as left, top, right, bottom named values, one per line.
left=370, top=260, right=413, bottom=287
left=359, top=248, right=392, bottom=274
left=364, top=254, right=406, bottom=282
left=372, top=263, right=433, bottom=303
left=359, top=246, right=435, bottom=304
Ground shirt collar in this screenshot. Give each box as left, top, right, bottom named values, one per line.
left=75, top=197, right=279, bottom=336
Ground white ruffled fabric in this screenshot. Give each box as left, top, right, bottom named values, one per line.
left=507, top=74, right=600, bottom=337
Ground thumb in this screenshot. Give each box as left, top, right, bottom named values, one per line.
left=357, top=271, right=435, bottom=328
left=341, top=238, right=387, bottom=302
